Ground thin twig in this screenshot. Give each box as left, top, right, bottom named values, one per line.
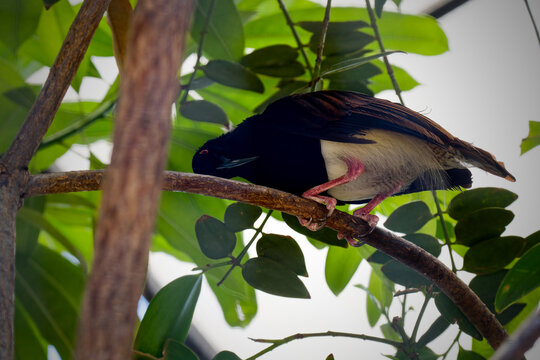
left=365, top=0, right=404, bottom=105
left=246, top=330, right=402, bottom=360
left=411, top=285, right=434, bottom=342
left=432, top=190, right=457, bottom=272
left=441, top=331, right=461, bottom=360
left=524, top=0, right=540, bottom=48
left=277, top=0, right=314, bottom=77
left=179, top=0, right=217, bottom=104
left=310, top=0, right=332, bottom=92
left=217, top=210, right=273, bottom=286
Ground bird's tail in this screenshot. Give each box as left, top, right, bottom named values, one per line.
left=451, top=138, right=516, bottom=182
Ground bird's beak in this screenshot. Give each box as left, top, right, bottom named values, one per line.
left=216, top=156, right=258, bottom=169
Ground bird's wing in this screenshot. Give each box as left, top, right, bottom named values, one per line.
left=262, top=90, right=455, bottom=146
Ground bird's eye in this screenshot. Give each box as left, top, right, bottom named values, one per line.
left=199, top=149, right=209, bottom=155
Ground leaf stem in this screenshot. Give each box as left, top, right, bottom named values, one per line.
left=310, top=0, right=332, bottom=92
left=277, top=0, right=314, bottom=77
left=192, top=259, right=233, bottom=272
left=411, top=285, right=433, bottom=342
left=246, top=330, right=402, bottom=360
left=179, top=0, right=217, bottom=104
left=441, top=331, right=461, bottom=360
left=217, top=210, right=273, bottom=286
left=365, top=0, right=404, bottom=105
left=431, top=190, right=457, bottom=272
left=524, top=0, right=540, bottom=48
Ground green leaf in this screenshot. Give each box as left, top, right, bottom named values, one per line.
left=16, top=245, right=85, bottom=360
left=417, top=316, right=450, bottom=347
left=463, top=236, right=525, bottom=274
left=256, top=234, right=307, bottom=277
left=369, top=61, right=419, bottom=94
left=134, top=275, right=202, bottom=358
left=384, top=201, right=432, bottom=234
left=457, top=347, right=486, bottom=360
left=224, top=202, right=262, bottom=232
left=381, top=260, right=430, bottom=288
left=380, top=323, right=401, bottom=342
left=192, top=0, right=244, bottom=60
left=4, top=85, right=38, bottom=108
left=213, top=351, right=242, bottom=360
left=375, top=0, right=386, bottom=18
left=242, top=257, right=310, bottom=298
left=320, top=51, right=402, bottom=77
left=367, top=250, right=392, bottom=264
left=454, top=208, right=514, bottom=247
left=325, top=245, right=363, bottom=295
left=195, top=215, right=237, bottom=259
left=0, top=0, right=42, bottom=52
left=202, top=60, right=264, bottom=93
left=521, top=229, right=540, bottom=255
left=16, top=196, right=46, bottom=257
left=308, top=31, right=374, bottom=56
left=163, top=339, right=200, bottom=360
left=281, top=212, right=348, bottom=248
left=180, top=100, right=228, bottom=126
left=447, top=187, right=518, bottom=220
left=241, top=44, right=298, bottom=68
left=403, top=233, right=441, bottom=257
left=434, top=292, right=482, bottom=340
left=250, top=61, right=305, bottom=78
left=366, top=268, right=393, bottom=326
left=15, top=299, right=47, bottom=360
left=298, top=20, right=369, bottom=34
left=495, top=243, right=540, bottom=311
left=520, top=120, right=540, bottom=155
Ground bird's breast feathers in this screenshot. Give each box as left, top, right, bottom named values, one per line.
left=321, top=129, right=449, bottom=201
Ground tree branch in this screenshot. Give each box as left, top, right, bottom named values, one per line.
left=491, top=308, right=540, bottom=360
left=74, top=0, right=194, bottom=358
left=26, top=170, right=508, bottom=350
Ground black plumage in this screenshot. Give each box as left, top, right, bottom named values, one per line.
left=192, top=91, right=515, bottom=243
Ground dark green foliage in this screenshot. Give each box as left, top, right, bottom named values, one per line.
left=213, top=351, right=242, bottom=360
left=202, top=60, right=265, bottom=93
left=163, top=340, right=200, bottom=360
left=180, top=100, right=228, bottom=126
left=256, top=234, right=308, bottom=277
left=463, top=236, right=525, bottom=274
left=447, top=187, right=517, bottom=220
left=417, top=316, right=450, bottom=347
left=384, top=201, right=432, bottom=234
left=224, top=203, right=262, bottom=232
left=435, top=292, right=482, bottom=340
left=454, top=208, right=514, bottom=247
left=381, top=260, right=431, bottom=288
left=195, top=215, right=237, bottom=259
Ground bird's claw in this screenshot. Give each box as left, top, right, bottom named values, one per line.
left=298, top=216, right=327, bottom=231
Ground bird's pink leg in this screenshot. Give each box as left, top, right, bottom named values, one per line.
left=298, top=158, right=365, bottom=231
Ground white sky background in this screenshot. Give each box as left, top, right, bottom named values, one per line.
left=53, top=0, right=540, bottom=359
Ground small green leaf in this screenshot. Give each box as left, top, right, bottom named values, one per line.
left=381, top=260, right=430, bottom=288
left=447, top=187, right=517, bottom=220
left=435, top=292, right=482, bottom=340
left=241, top=44, right=298, bottom=68
left=495, top=243, right=540, bottom=311
left=192, top=0, right=244, bottom=60
left=454, top=208, right=514, bottom=247
left=309, top=31, right=374, bottom=56
left=281, top=213, right=348, bottom=248
left=326, top=354, right=335, bottom=360
left=195, top=215, right=237, bottom=259
left=298, top=21, right=369, bottom=34
left=521, top=230, right=540, bottom=255
left=202, top=60, right=264, bottom=93
left=520, top=120, right=540, bottom=155
left=134, top=275, right=202, bottom=358
left=180, top=100, right=228, bottom=126
left=320, top=51, right=402, bottom=77
left=457, top=347, right=486, bottom=360
left=366, top=268, right=393, bottom=326
left=417, top=316, right=450, bottom=347
left=256, top=234, right=307, bottom=277
left=213, top=351, right=242, bottom=360
left=163, top=339, right=200, bottom=360
left=384, top=201, right=432, bottom=234
left=249, top=61, right=305, bottom=78
left=463, top=236, right=525, bottom=274
left=242, top=257, right=310, bottom=298
left=375, top=0, right=386, bottom=18
left=380, top=323, right=401, bottom=342
left=224, top=203, right=262, bottom=232
left=325, top=245, right=363, bottom=295
left=403, top=233, right=441, bottom=257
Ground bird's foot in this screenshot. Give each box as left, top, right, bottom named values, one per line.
left=337, top=232, right=365, bottom=247
left=297, top=194, right=337, bottom=231
left=298, top=216, right=326, bottom=231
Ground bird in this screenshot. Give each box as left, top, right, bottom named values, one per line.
left=192, top=90, right=515, bottom=245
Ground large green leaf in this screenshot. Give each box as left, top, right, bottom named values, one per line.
left=454, top=208, right=514, bottom=247
left=0, top=0, right=42, bottom=52
left=202, top=60, right=264, bottom=93
left=366, top=267, right=393, bottom=326
left=242, top=257, right=310, bottom=298
left=325, top=245, right=363, bottom=295
left=495, top=244, right=540, bottom=311
left=447, top=187, right=518, bottom=221
left=16, top=245, right=85, bottom=360
left=463, top=236, right=525, bottom=274
left=14, top=299, right=47, bottom=360
left=384, top=201, right=432, bottom=234
left=195, top=215, right=237, bottom=259
left=256, top=234, right=307, bottom=277
left=163, top=340, right=200, bottom=360
left=179, top=100, right=228, bottom=126
left=520, top=120, right=540, bottom=155
left=134, top=275, right=202, bottom=358
left=192, top=0, right=244, bottom=61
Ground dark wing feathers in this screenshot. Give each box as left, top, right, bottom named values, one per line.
left=262, top=90, right=454, bottom=146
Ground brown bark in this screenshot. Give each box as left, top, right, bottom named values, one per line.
left=0, top=0, right=111, bottom=358
left=26, top=170, right=509, bottom=350
left=74, top=1, right=194, bottom=358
